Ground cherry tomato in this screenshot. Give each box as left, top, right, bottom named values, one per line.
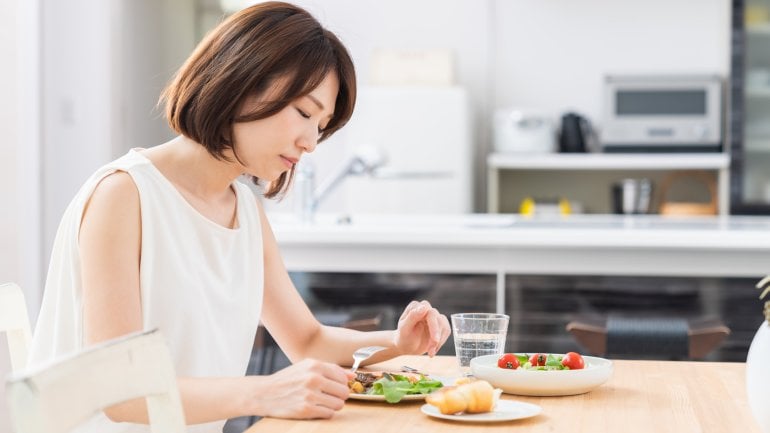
left=529, top=353, right=547, bottom=367
left=561, top=352, right=585, bottom=370
left=497, top=353, right=520, bottom=369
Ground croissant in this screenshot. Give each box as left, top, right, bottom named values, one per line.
left=425, top=379, right=499, bottom=414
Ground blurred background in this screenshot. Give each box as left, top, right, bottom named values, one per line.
left=0, top=0, right=734, bottom=317
left=3, top=0, right=770, bottom=430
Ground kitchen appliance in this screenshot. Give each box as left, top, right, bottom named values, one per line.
left=601, top=75, right=723, bottom=153
left=558, top=112, right=593, bottom=153
left=493, top=109, right=555, bottom=154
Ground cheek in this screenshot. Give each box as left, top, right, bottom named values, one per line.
left=232, top=122, right=264, bottom=152
left=231, top=123, right=248, bottom=149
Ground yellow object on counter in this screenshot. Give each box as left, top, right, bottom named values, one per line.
left=519, top=197, right=571, bottom=216
left=746, top=5, right=770, bottom=26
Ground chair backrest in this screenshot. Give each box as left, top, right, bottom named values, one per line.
left=0, top=282, right=32, bottom=371
left=6, top=329, right=186, bottom=433
left=566, top=315, right=730, bottom=360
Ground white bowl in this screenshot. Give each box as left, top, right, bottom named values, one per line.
left=470, top=354, right=613, bottom=396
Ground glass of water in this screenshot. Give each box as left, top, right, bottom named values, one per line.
left=451, top=313, right=509, bottom=376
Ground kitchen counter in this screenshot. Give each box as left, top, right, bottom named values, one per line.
left=268, top=213, right=770, bottom=313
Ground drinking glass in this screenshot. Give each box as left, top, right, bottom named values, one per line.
left=451, top=313, right=509, bottom=376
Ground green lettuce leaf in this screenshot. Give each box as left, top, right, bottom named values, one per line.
left=369, top=373, right=444, bottom=403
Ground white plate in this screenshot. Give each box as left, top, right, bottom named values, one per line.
left=348, top=375, right=453, bottom=403
left=420, top=400, right=542, bottom=422
left=349, top=393, right=429, bottom=402
left=470, top=354, right=613, bottom=397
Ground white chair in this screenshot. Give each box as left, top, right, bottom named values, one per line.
left=0, top=282, right=32, bottom=371
left=6, top=329, right=186, bottom=433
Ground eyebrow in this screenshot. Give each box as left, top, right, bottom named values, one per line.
left=306, top=94, right=325, bottom=111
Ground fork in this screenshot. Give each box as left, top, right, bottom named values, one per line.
left=350, top=345, right=387, bottom=372
left=400, top=365, right=427, bottom=375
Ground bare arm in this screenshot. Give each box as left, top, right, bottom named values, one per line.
left=257, top=202, right=451, bottom=368
left=79, top=173, right=351, bottom=423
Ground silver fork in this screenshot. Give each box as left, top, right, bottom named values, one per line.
left=350, top=345, right=387, bottom=372
left=400, top=365, right=426, bottom=375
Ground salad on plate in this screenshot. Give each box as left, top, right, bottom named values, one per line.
left=348, top=371, right=444, bottom=403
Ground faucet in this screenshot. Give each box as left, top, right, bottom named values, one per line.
left=294, top=146, right=387, bottom=223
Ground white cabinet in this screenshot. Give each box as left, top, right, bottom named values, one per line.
left=486, top=153, right=730, bottom=215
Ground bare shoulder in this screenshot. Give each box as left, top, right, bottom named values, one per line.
left=81, top=171, right=140, bottom=232
left=92, top=170, right=138, bottom=200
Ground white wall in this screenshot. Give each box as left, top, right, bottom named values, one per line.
left=0, top=0, right=20, bottom=428
left=40, top=0, right=117, bottom=277
left=493, top=0, right=730, bottom=123
left=1, top=0, right=20, bottom=284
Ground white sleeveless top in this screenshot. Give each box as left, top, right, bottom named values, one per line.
left=29, top=149, right=265, bottom=433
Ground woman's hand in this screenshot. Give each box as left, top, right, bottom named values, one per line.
left=393, top=300, right=451, bottom=357
left=252, top=359, right=354, bottom=419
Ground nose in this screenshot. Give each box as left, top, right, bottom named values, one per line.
left=298, top=128, right=319, bottom=153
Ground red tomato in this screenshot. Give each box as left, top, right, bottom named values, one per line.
left=497, top=353, right=520, bottom=369
left=529, top=353, right=547, bottom=367
left=561, top=352, right=585, bottom=370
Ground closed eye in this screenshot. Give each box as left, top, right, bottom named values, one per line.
left=296, top=107, right=310, bottom=119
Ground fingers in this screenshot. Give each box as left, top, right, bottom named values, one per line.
left=399, top=300, right=431, bottom=330
left=399, top=300, right=451, bottom=356
left=398, top=300, right=425, bottom=324
left=312, top=362, right=352, bottom=400
left=302, top=362, right=350, bottom=418
left=438, top=313, right=451, bottom=347
left=425, top=309, right=441, bottom=356
left=312, top=390, right=346, bottom=412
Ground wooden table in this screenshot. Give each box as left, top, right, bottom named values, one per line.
left=245, top=355, right=760, bottom=433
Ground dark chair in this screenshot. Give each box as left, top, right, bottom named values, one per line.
left=566, top=315, right=730, bottom=360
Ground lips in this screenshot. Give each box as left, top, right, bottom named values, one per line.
left=280, top=155, right=298, bottom=169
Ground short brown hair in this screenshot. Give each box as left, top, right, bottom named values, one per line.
left=161, top=1, right=356, bottom=198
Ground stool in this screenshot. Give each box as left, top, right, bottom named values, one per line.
left=566, top=315, right=730, bottom=359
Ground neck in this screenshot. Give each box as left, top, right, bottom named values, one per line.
left=144, top=136, right=244, bottom=199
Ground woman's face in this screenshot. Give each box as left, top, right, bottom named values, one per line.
left=231, top=72, right=339, bottom=181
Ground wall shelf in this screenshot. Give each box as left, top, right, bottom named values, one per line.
left=487, top=152, right=730, bottom=215
left=487, top=152, right=729, bottom=171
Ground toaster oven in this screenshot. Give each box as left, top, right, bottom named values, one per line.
left=601, top=75, right=723, bottom=153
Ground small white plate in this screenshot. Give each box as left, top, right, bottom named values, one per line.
left=470, top=354, right=613, bottom=396
left=420, top=400, right=542, bottom=422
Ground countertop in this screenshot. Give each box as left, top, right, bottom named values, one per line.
left=269, top=213, right=770, bottom=250
left=268, top=213, right=770, bottom=316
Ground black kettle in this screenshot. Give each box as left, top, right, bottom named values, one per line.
left=558, top=112, right=592, bottom=153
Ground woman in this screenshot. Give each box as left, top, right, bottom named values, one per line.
left=29, top=2, right=451, bottom=431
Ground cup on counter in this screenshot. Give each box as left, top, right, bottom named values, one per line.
left=451, top=313, right=509, bottom=376
left=611, top=178, right=653, bottom=214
